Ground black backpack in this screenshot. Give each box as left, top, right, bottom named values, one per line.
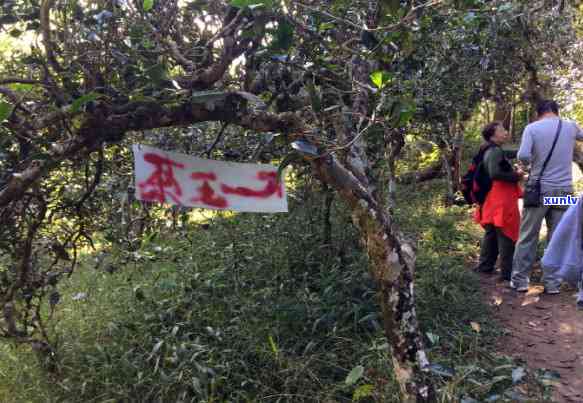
left=461, top=143, right=495, bottom=205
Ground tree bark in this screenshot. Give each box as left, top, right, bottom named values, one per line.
left=494, top=101, right=512, bottom=128
left=386, top=155, right=398, bottom=211
left=493, top=80, right=512, bottom=129
left=311, top=154, right=434, bottom=402
left=449, top=121, right=464, bottom=195
left=522, top=59, right=553, bottom=122
left=509, top=95, right=516, bottom=142
left=443, top=152, right=454, bottom=206
left=385, top=129, right=405, bottom=211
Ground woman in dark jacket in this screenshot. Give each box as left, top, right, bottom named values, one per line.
left=474, top=121, right=524, bottom=281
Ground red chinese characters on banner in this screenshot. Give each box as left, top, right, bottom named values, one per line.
left=190, top=172, right=228, bottom=208
left=221, top=171, right=283, bottom=199
left=138, top=153, right=185, bottom=204
left=134, top=148, right=286, bottom=211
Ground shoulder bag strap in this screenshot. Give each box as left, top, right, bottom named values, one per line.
left=538, top=119, right=562, bottom=181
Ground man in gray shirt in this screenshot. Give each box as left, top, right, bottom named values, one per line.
left=511, top=100, right=583, bottom=293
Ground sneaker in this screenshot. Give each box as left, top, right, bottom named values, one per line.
left=510, top=281, right=528, bottom=292
left=544, top=288, right=560, bottom=295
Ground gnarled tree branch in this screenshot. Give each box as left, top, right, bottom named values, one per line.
left=0, top=93, right=306, bottom=208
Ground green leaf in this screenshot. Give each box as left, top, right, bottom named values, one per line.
left=9, top=28, right=22, bottom=38
left=8, top=83, right=34, bottom=92
left=352, top=384, right=374, bottom=401
left=143, top=0, right=154, bottom=11
left=145, top=63, right=168, bottom=84
left=142, top=38, right=154, bottom=49
left=271, top=20, right=294, bottom=51
left=345, top=365, right=364, bottom=385
left=70, top=93, right=98, bottom=113
left=150, top=340, right=164, bottom=356
left=427, top=363, right=455, bottom=378
left=0, top=101, right=13, bottom=123
left=426, top=332, right=440, bottom=345
left=158, top=279, right=177, bottom=291
left=399, top=102, right=416, bottom=125
left=399, top=110, right=415, bottom=125
left=318, top=22, right=335, bottom=31
left=381, top=0, right=401, bottom=15
left=497, top=3, right=513, bottom=12
left=370, top=71, right=393, bottom=89
left=491, top=375, right=511, bottom=384
left=230, top=0, right=272, bottom=8
left=268, top=335, right=279, bottom=359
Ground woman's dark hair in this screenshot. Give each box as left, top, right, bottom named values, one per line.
left=536, top=100, right=559, bottom=116
left=482, top=121, right=502, bottom=142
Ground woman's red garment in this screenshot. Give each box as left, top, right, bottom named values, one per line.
left=474, top=181, right=523, bottom=242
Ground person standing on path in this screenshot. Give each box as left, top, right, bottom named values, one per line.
left=541, top=197, right=583, bottom=310
left=511, top=100, right=583, bottom=293
left=474, top=122, right=524, bottom=281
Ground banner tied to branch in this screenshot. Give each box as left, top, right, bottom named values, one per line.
left=132, top=144, right=288, bottom=213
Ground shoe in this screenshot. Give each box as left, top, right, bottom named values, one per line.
left=577, top=300, right=583, bottom=310
left=510, top=281, right=528, bottom=292
left=544, top=288, right=560, bottom=295
left=474, top=266, right=495, bottom=274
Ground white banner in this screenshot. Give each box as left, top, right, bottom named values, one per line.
left=132, top=144, right=287, bottom=213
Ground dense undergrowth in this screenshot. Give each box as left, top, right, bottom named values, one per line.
left=0, top=178, right=554, bottom=403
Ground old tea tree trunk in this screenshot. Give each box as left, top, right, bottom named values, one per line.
left=306, top=32, right=436, bottom=398
left=311, top=153, right=435, bottom=401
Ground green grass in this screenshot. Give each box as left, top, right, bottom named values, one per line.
left=0, top=180, right=553, bottom=403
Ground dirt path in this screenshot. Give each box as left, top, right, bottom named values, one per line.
left=479, top=273, right=583, bottom=402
